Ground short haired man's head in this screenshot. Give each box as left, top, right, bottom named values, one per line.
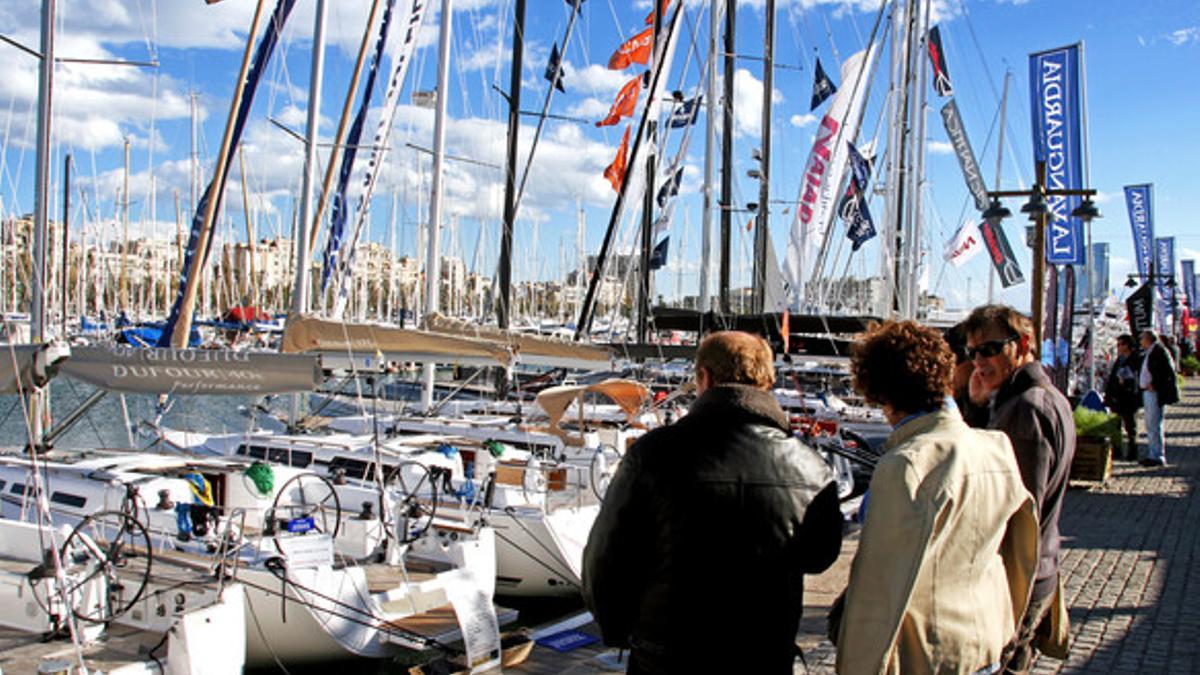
left=1116, top=334, right=1136, bottom=355
left=851, top=320, right=953, bottom=415
left=963, top=304, right=1034, bottom=395
left=694, top=331, right=775, bottom=393
left=1140, top=330, right=1157, bottom=349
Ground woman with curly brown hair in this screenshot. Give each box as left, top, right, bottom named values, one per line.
left=834, top=320, right=1040, bottom=675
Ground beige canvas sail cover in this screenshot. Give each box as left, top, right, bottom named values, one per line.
left=535, top=379, right=649, bottom=445
left=0, top=343, right=67, bottom=394
left=283, top=314, right=511, bottom=366
left=424, top=314, right=611, bottom=368
left=62, top=346, right=321, bottom=395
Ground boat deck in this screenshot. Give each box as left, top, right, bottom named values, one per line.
left=0, top=623, right=163, bottom=674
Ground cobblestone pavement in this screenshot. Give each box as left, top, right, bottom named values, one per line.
left=796, top=380, right=1200, bottom=674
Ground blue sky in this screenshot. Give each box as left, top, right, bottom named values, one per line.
left=1, top=0, right=1198, bottom=315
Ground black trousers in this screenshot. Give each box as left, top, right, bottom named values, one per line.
left=1118, top=409, right=1138, bottom=460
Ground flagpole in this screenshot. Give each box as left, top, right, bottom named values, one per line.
left=638, top=0, right=663, bottom=344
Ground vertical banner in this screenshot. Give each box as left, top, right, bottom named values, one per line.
left=1029, top=44, right=1085, bottom=265
left=1057, top=265, right=1075, bottom=392
left=1181, top=260, right=1196, bottom=312
left=1042, top=264, right=1059, bottom=367
left=979, top=220, right=1026, bottom=288
left=1126, top=281, right=1154, bottom=337
left=1124, top=184, right=1155, bottom=280
left=1155, top=237, right=1175, bottom=331
left=940, top=99, right=989, bottom=210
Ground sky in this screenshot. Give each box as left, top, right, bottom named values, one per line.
left=1, top=0, right=1198, bottom=316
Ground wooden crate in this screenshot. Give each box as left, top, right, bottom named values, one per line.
left=1071, top=436, right=1112, bottom=483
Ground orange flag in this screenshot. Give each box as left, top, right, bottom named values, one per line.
left=608, top=26, right=653, bottom=70
left=644, top=0, right=669, bottom=25
left=603, top=125, right=632, bottom=193
left=595, top=74, right=642, bottom=127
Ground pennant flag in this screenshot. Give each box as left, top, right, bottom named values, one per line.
left=1182, top=259, right=1196, bottom=311
left=656, top=165, right=683, bottom=208
left=809, top=58, right=838, bottom=111
left=545, top=42, right=566, bottom=93
left=649, top=236, right=670, bottom=270
left=926, top=25, right=953, bottom=97
left=603, top=125, right=631, bottom=192
left=1124, top=184, right=1154, bottom=280
left=1155, top=236, right=1175, bottom=331
left=1126, top=281, right=1154, bottom=337
left=669, top=95, right=701, bottom=128
left=846, top=141, right=872, bottom=192
left=979, top=219, right=1026, bottom=288
left=608, top=26, right=654, bottom=70
left=944, top=220, right=984, bottom=267
left=840, top=142, right=875, bottom=251
left=644, top=0, right=669, bottom=25
left=596, top=74, right=641, bottom=127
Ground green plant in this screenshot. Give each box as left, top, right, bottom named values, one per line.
left=1074, top=406, right=1122, bottom=452
left=1180, top=354, right=1200, bottom=376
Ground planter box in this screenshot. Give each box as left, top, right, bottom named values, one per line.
left=1071, top=436, right=1112, bottom=483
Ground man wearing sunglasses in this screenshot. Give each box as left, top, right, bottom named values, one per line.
left=964, top=304, right=1075, bottom=675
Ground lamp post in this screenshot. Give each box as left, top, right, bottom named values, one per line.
left=981, top=160, right=1098, bottom=359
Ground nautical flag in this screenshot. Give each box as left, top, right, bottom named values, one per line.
left=656, top=165, right=683, bottom=208
left=846, top=142, right=871, bottom=192
left=840, top=142, right=875, bottom=251
left=1182, top=259, right=1196, bottom=311
left=809, top=58, right=837, bottom=111
left=604, top=125, right=631, bottom=192
left=545, top=42, right=566, bottom=93
left=608, top=26, right=653, bottom=70
left=596, top=74, right=641, bottom=126
left=1126, top=281, right=1154, bottom=337
left=941, top=99, right=989, bottom=210
left=653, top=212, right=671, bottom=235
left=927, top=26, right=953, bottom=97
left=1155, top=236, right=1175, bottom=331
left=979, top=219, right=1025, bottom=288
left=944, top=220, right=984, bottom=267
left=669, top=95, right=700, bottom=128
left=649, top=236, right=670, bottom=270
left=644, top=0, right=669, bottom=25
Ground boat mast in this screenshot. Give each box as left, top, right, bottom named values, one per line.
left=637, top=1, right=663, bottom=344
left=497, top=0, right=526, bottom=329
left=699, top=0, right=720, bottom=314
left=422, top=0, right=453, bottom=410
left=61, top=154, right=70, bottom=336
left=28, top=0, right=57, bottom=445
left=905, top=0, right=931, bottom=319
left=289, top=0, right=326, bottom=320
left=988, top=71, right=1010, bottom=304
left=719, top=0, right=735, bottom=315
left=751, top=0, right=775, bottom=314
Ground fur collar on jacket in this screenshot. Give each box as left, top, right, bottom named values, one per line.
left=688, top=383, right=790, bottom=432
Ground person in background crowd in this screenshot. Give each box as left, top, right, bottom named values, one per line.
left=1104, top=334, right=1142, bottom=461
left=835, top=320, right=1039, bottom=675
left=965, top=305, right=1075, bottom=675
left=945, top=321, right=989, bottom=427
left=583, top=331, right=843, bottom=674
left=1162, top=335, right=1181, bottom=371
left=1139, top=330, right=1179, bottom=467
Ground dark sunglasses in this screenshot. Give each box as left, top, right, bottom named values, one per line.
left=967, top=335, right=1018, bottom=360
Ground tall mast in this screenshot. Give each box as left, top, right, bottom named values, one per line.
left=497, top=0, right=526, bottom=329
left=988, top=71, right=1010, bottom=303
left=719, top=0, right=735, bottom=314
left=422, top=0, right=453, bottom=410
left=637, top=2, right=663, bottom=344
left=120, top=138, right=130, bottom=313
left=699, top=0, right=720, bottom=313
left=190, top=92, right=199, bottom=219
left=751, top=0, right=775, bottom=314
left=30, top=0, right=55, bottom=344
left=906, top=0, right=932, bottom=318
left=61, top=154, right=70, bottom=336
left=290, top=0, right=326, bottom=318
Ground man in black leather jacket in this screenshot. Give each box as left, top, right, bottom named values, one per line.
left=582, top=331, right=843, bottom=674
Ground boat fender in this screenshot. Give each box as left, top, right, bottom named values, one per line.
left=175, top=503, right=193, bottom=539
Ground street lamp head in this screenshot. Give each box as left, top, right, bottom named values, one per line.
left=751, top=148, right=763, bottom=163
left=747, top=169, right=762, bottom=180
left=746, top=202, right=759, bottom=213
left=1020, top=188, right=1050, bottom=218
left=1125, top=276, right=1139, bottom=289
left=982, top=198, right=1012, bottom=224
left=1071, top=198, right=1102, bottom=222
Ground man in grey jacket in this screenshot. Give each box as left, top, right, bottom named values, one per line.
left=965, top=305, right=1075, bottom=675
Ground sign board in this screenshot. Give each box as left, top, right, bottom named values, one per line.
left=277, top=534, right=334, bottom=569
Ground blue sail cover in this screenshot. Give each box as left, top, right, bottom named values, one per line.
left=320, top=0, right=398, bottom=296
left=159, top=0, right=298, bottom=347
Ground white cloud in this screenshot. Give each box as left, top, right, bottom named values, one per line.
left=725, top=68, right=784, bottom=138
left=1167, top=27, right=1199, bottom=46
left=927, top=140, right=954, bottom=155
left=790, top=113, right=817, bottom=128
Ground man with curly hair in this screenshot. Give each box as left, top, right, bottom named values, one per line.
left=583, top=331, right=843, bottom=674
left=835, top=320, right=1038, bottom=675
left=964, top=305, right=1075, bottom=674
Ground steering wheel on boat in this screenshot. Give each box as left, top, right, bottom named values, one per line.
left=589, top=443, right=625, bottom=501
left=32, top=511, right=154, bottom=625
left=269, top=473, right=342, bottom=553
left=384, top=461, right=438, bottom=544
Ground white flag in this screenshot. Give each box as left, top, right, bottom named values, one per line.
left=784, top=47, right=876, bottom=308
left=944, top=220, right=984, bottom=268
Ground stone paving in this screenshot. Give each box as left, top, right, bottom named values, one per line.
left=797, top=379, right=1200, bottom=674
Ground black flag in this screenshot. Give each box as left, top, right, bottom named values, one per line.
left=656, top=166, right=683, bottom=208
left=649, top=237, right=670, bottom=270
left=1126, top=281, right=1155, bottom=336
left=927, top=26, right=953, bottom=97
left=544, top=42, right=566, bottom=93
left=810, top=58, right=838, bottom=111
left=669, top=95, right=701, bottom=128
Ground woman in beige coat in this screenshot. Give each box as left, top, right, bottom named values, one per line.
left=835, top=321, right=1040, bottom=675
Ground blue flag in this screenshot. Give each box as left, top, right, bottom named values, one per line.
left=1029, top=44, right=1085, bottom=265
left=1181, top=259, right=1195, bottom=312
left=810, top=58, right=837, bottom=111
left=840, top=143, right=875, bottom=251
left=1155, top=237, right=1175, bottom=331
left=1124, top=184, right=1154, bottom=280
left=649, top=237, right=670, bottom=270
left=656, top=165, right=683, bottom=208
left=669, top=95, right=700, bottom=128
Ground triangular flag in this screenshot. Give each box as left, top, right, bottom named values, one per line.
left=649, top=236, right=670, bottom=270
left=656, top=165, right=683, bottom=208
left=609, top=26, right=654, bottom=70
left=603, top=125, right=632, bottom=192
left=809, top=58, right=838, bottom=111
left=668, top=95, right=701, bottom=128
left=544, top=42, right=566, bottom=93
left=926, top=25, right=953, bottom=97
left=644, top=0, right=669, bottom=25
left=596, top=74, right=642, bottom=127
